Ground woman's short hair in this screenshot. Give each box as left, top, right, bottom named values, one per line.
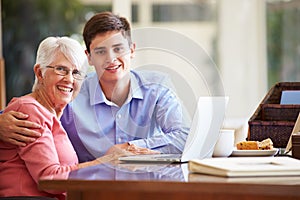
left=32, top=36, right=87, bottom=91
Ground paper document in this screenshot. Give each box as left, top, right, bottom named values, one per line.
left=188, top=157, right=300, bottom=177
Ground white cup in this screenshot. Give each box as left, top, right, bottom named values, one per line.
left=213, top=129, right=235, bottom=157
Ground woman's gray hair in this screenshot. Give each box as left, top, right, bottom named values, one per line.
left=32, top=36, right=87, bottom=91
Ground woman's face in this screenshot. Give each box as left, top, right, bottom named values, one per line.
left=37, top=52, right=83, bottom=110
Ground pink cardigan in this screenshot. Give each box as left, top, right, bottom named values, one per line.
left=0, top=95, right=79, bottom=199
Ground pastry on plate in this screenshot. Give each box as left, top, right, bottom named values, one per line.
left=236, top=138, right=273, bottom=150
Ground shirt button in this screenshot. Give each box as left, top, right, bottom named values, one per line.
left=117, top=114, right=122, bottom=119
left=118, top=138, right=122, bottom=143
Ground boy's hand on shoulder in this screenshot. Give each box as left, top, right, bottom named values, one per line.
left=0, top=111, right=41, bottom=146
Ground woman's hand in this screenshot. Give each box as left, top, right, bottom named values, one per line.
left=78, top=143, right=160, bottom=169
left=105, top=143, right=160, bottom=157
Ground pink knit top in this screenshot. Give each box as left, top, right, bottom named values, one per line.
left=0, top=95, right=79, bottom=199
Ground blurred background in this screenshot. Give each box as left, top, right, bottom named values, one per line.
left=1, top=0, right=300, bottom=135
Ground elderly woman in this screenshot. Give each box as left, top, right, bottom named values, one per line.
left=0, top=36, right=96, bottom=199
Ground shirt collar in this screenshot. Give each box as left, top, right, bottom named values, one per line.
left=89, top=70, right=144, bottom=106
left=129, top=71, right=143, bottom=100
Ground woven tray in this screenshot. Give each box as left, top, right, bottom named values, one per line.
left=248, top=82, right=300, bottom=148
left=261, top=82, right=300, bottom=121
left=261, top=104, right=300, bottom=121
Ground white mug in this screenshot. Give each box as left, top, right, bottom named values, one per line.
left=213, top=129, right=235, bottom=157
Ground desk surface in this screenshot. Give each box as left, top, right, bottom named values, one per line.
left=39, top=162, right=300, bottom=200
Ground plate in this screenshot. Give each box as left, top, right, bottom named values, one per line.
left=231, top=148, right=279, bottom=157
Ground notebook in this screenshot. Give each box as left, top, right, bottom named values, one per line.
left=118, top=96, right=229, bottom=163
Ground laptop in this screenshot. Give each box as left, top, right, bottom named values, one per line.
left=118, top=96, right=229, bottom=163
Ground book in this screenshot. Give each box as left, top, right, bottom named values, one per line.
left=188, top=172, right=300, bottom=184
left=188, top=156, right=300, bottom=177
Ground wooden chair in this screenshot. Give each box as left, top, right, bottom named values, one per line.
left=0, top=58, right=5, bottom=109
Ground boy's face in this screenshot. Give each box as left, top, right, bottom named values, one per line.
left=87, top=30, right=135, bottom=84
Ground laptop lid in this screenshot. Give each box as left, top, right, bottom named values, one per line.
left=119, top=96, right=228, bottom=163
left=181, top=96, right=228, bottom=162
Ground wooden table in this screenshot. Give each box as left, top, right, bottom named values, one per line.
left=39, top=162, right=300, bottom=200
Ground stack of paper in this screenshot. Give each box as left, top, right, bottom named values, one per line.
left=188, top=157, right=300, bottom=177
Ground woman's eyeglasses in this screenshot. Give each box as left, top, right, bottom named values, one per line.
left=46, top=66, right=86, bottom=80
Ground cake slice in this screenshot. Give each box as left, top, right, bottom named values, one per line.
left=236, top=141, right=259, bottom=150
left=236, top=138, right=273, bottom=150
left=258, top=138, right=273, bottom=150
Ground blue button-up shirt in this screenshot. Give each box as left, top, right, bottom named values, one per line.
left=61, top=70, right=189, bottom=162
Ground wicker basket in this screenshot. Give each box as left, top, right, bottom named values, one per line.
left=248, top=82, right=300, bottom=148
left=262, top=104, right=300, bottom=121
left=292, top=134, right=300, bottom=159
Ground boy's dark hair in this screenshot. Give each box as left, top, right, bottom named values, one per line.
left=83, top=11, right=132, bottom=53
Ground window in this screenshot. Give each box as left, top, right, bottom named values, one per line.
left=266, top=0, right=300, bottom=87
left=2, top=0, right=112, bottom=103
left=152, top=3, right=214, bottom=22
